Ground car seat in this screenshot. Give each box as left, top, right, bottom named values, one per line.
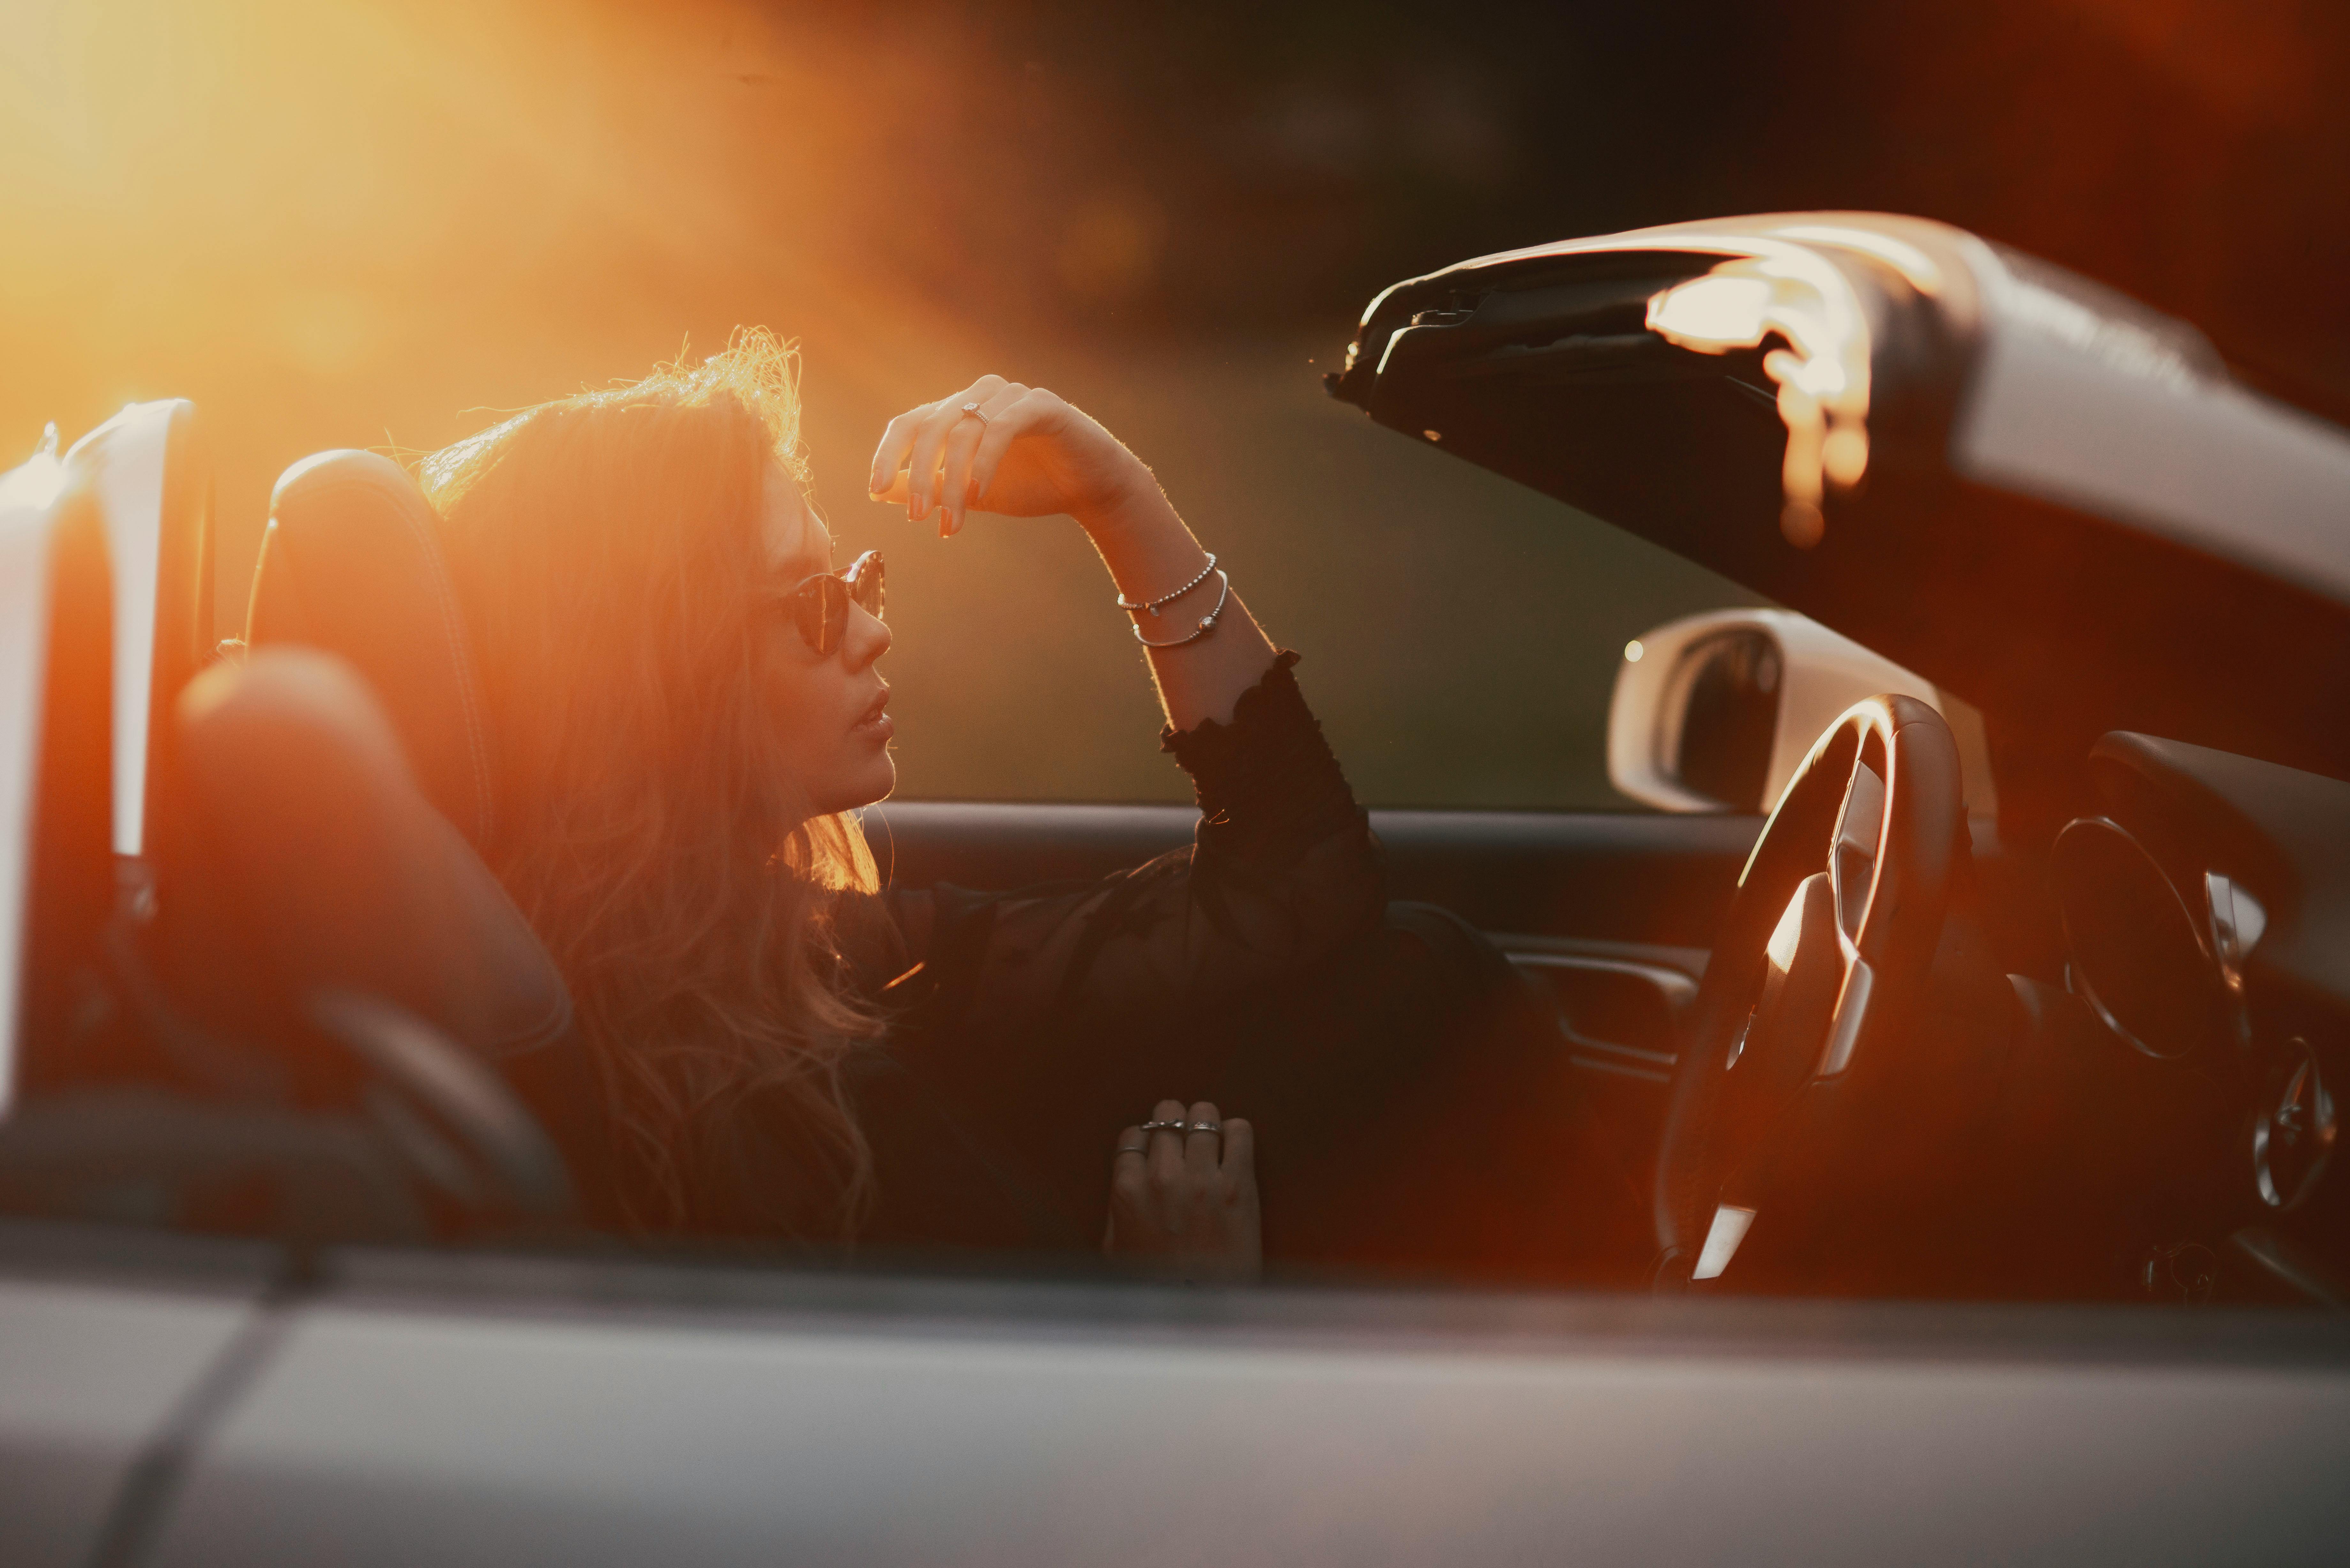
left=234, top=449, right=614, bottom=1220
left=0, top=424, right=593, bottom=1242
left=245, top=449, right=496, bottom=847
left=151, top=647, right=582, bottom=1232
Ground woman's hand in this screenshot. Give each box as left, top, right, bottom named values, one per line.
left=868, top=375, right=1156, bottom=537
left=1104, top=1099, right=1262, bottom=1284
left=868, top=373, right=1277, bottom=732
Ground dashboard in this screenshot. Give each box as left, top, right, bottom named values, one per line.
left=2047, top=731, right=2350, bottom=1305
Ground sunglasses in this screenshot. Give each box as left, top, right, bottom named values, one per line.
left=775, top=549, right=886, bottom=656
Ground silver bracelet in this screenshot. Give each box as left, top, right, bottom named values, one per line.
left=1133, top=570, right=1230, bottom=648
left=1117, top=552, right=1217, bottom=617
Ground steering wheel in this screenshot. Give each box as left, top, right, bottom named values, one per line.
left=1651, top=695, right=1965, bottom=1290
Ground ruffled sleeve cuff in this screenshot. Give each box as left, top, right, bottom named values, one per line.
left=1160, top=651, right=1365, bottom=869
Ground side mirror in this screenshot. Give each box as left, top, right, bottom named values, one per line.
left=1608, top=608, right=1981, bottom=814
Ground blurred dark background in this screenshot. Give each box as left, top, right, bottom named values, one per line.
left=5, top=0, right=2343, bottom=804
left=818, top=0, right=2350, bottom=401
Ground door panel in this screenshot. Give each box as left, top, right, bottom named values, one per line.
left=864, top=803, right=1761, bottom=947
left=864, top=802, right=1756, bottom=1129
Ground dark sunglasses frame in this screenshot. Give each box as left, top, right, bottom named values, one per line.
left=777, top=549, right=885, bottom=656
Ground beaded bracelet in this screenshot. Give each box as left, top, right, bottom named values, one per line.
left=1116, top=552, right=1217, bottom=617
left=1133, top=570, right=1231, bottom=648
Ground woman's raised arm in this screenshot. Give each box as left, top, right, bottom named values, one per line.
left=868, top=376, right=1277, bottom=731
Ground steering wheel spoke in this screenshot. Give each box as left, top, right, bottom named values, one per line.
left=1652, top=696, right=1964, bottom=1291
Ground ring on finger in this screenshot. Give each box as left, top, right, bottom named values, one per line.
left=1185, top=1120, right=1222, bottom=1136
left=1114, top=1142, right=1149, bottom=1158
left=959, top=401, right=990, bottom=424
left=1140, top=1118, right=1188, bottom=1134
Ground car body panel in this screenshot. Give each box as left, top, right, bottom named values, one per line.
left=0, top=1224, right=277, bottom=1568
left=113, top=1246, right=2350, bottom=1568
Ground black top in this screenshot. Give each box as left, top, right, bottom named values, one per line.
left=687, top=652, right=1383, bottom=1251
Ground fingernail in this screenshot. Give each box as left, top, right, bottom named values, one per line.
left=937, top=510, right=951, bottom=540
left=909, top=490, right=926, bottom=521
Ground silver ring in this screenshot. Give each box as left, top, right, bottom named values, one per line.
left=1114, top=1144, right=1149, bottom=1158
left=1186, top=1121, right=1222, bottom=1136
left=960, top=401, right=989, bottom=423
left=1139, top=1118, right=1188, bottom=1134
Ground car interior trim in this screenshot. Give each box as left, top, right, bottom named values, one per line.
left=1690, top=1203, right=1756, bottom=1281
left=0, top=472, right=59, bottom=1115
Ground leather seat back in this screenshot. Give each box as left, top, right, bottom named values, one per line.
left=233, top=451, right=611, bottom=1221
left=246, top=450, right=496, bottom=847
left=161, top=649, right=573, bottom=1077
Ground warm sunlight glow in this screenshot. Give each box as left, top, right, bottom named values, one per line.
left=0, top=0, right=1050, bottom=795
left=1646, top=249, right=1874, bottom=549
left=1646, top=275, right=1773, bottom=346
left=1624, top=638, right=1644, bottom=663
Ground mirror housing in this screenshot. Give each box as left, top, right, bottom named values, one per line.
left=1609, top=608, right=1960, bottom=814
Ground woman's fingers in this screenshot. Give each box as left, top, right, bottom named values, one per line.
left=1183, top=1100, right=1222, bottom=1182
left=1145, top=1097, right=1187, bottom=1211
left=1218, top=1116, right=1263, bottom=1284
left=902, top=375, right=1007, bottom=526
left=935, top=382, right=1028, bottom=536
left=1103, top=1098, right=1260, bottom=1283
left=868, top=387, right=970, bottom=516
left=1219, top=1117, right=1255, bottom=1187
left=867, top=401, right=939, bottom=500
left=869, top=378, right=1090, bottom=525
left=931, top=427, right=983, bottom=538
left=1108, top=1123, right=1149, bottom=1244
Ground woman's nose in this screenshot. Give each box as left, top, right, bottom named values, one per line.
left=842, top=603, right=891, bottom=671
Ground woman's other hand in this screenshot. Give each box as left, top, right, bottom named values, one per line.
left=868, top=376, right=1154, bottom=538
left=1104, top=1099, right=1262, bottom=1284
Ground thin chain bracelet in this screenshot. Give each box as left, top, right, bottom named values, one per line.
left=1133, top=570, right=1231, bottom=648
left=1116, top=552, right=1217, bottom=617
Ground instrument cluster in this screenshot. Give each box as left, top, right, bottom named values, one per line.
left=2048, top=740, right=2347, bottom=1258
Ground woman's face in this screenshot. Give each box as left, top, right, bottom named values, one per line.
left=760, top=463, right=896, bottom=814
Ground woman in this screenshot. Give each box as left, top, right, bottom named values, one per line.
left=420, top=331, right=1384, bottom=1280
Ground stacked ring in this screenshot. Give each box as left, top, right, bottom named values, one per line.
left=1139, top=1118, right=1189, bottom=1134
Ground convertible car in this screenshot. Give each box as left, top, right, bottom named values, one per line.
left=3, top=212, right=2347, bottom=1565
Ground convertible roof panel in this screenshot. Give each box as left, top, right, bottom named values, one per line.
left=1329, top=213, right=2350, bottom=787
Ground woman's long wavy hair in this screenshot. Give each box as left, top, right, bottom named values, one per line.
left=421, top=330, right=882, bottom=1237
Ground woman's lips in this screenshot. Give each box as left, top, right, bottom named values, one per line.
left=852, top=688, right=893, bottom=741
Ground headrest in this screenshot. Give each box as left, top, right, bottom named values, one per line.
left=246, top=451, right=494, bottom=847
left=160, top=648, right=567, bottom=1070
